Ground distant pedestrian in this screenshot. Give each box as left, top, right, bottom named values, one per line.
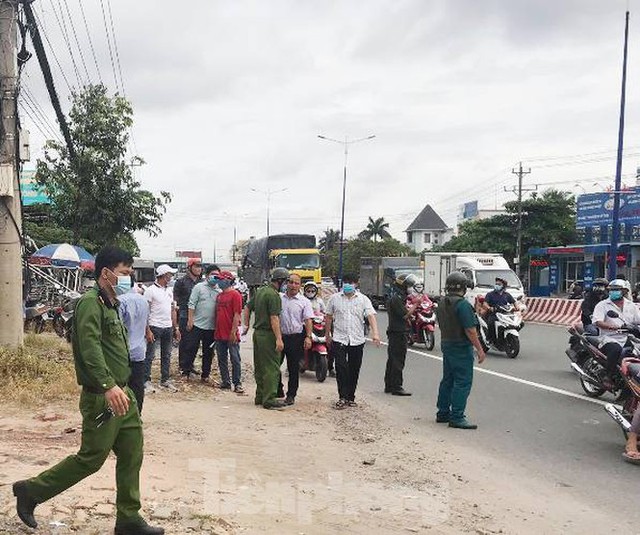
left=215, top=271, right=244, bottom=393
left=173, top=258, right=204, bottom=376
left=384, top=273, right=418, bottom=396
left=119, top=275, right=150, bottom=413
left=279, top=274, right=314, bottom=405
left=325, top=274, right=380, bottom=409
left=435, top=271, right=486, bottom=430
left=144, top=264, right=180, bottom=392
left=243, top=268, right=288, bottom=410
left=185, top=265, right=220, bottom=383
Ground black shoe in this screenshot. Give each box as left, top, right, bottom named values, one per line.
left=329, top=370, right=336, bottom=377
left=449, top=419, right=478, bottom=430
left=264, top=400, right=287, bottom=410
left=13, top=480, right=38, bottom=529
left=284, top=396, right=295, bottom=406
left=436, top=414, right=450, bottom=423
left=219, top=383, right=232, bottom=390
left=384, top=387, right=392, bottom=393
left=391, top=389, right=412, bottom=396
left=114, top=520, right=165, bottom=535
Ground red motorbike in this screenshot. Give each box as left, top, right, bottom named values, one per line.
left=406, top=298, right=437, bottom=350
left=299, top=313, right=329, bottom=382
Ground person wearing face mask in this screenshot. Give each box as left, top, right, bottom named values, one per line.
left=303, top=281, right=325, bottom=314
left=119, top=274, right=150, bottom=413
left=482, top=277, right=517, bottom=343
left=325, top=274, right=380, bottom=409
left=12, top=246, right=165, bottom=535
left=580, top=277, right=608, bottom=326
left=243, top=267, right=289, bottom=410
left=592, top=279, right=640, bottom=386
left=185, top=265, right=221, bottom=384
left=144, top=265, right=180, bottom=393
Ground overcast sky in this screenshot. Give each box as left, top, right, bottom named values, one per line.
left=19, top=0, right=640, bottom=261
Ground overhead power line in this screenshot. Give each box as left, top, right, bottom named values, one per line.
left=31, top=9, right=73, bottom=93
left=61, top=0, right=91, bottom=84
left=105, top=0, right=127, bottom=98
left=77, top=0, right=103, bottom=84
left=47, top=0, right=83, bottom=86
left=98, top=0, right=121, bottom=93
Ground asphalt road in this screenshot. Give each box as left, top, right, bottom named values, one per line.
left=353, top=311, right=640, bottom=523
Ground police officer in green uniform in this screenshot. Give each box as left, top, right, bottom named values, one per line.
left=384, top=273, right=419, bottom=396
left=435, top=271, right=486, bottom=430
left=243, top=267, right=289, bottom=410
left=12, top=246, right=164, bottom=535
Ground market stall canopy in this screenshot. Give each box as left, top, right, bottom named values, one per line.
left=29, top=243, right=95, bottom=271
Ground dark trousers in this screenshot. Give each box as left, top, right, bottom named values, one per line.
left=334, top=342, right=364, bottom=402
left=177, top=312, right=193, bottom=372
left=128, top=360, right=146, bottom=414
left=385, top=331, right=407, bottom=391
left=437, top=345, right=474, bottom=422
left=601, top=342, right=625, bottom=376
left=183, top=327, right=215, bottom=378
left=144, top=326, right=173, bottom=383
left=279, top=332, right=305, bottom=399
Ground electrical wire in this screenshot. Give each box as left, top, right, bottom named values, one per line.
left=105, top=0, right=126, bottom=98
left=61, top=0, right=91, bottom=84
left=98, top=0, right=121, bottom=93
left=47, top=0, right=83, bottom=86
left=31, top=8, right=74, bottom=93
left=77, top=0, right=103, bottom=84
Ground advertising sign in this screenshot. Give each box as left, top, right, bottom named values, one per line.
left=576, top=189, right=640, bottom=228
left=460, top=200, right=478, bottom=220
left=20, top=170, right=50, bottom=206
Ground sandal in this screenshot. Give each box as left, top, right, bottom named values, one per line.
left=622, top=450, right=640, bottom=465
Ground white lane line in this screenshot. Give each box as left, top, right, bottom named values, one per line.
left=372, top=340, right=609, bottom=407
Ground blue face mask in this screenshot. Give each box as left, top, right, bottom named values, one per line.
left=343, top=283, right=355, bottom=294
left=115, top=275, right=132, bottom=295
left=217, top=280, right=233, bottom=290
left=609, top=290, right=623, bottom=301
left=207, top=276, right=218, bottom=285
left=494, top=284, right=504, bottom=292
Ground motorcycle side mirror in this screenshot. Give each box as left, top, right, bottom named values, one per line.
left=606, top=310, right=620, bottom=318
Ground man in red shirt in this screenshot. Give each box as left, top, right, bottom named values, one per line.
left=214, top=271, right=244, bottom=393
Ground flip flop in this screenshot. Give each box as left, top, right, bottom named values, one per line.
left=622, top=451, right=640, bottom=465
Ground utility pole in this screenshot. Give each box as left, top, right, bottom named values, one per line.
left=505, top=162, right=535, bottom=279
left=0, top=0, right=24, bottom=347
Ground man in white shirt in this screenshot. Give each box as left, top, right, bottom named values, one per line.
left=325, top=273, right=380, bottom=409
left=592, top=278, right=640, bottom=383
left=144, top=265, right=180, bottom=392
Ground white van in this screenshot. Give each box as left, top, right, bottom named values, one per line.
left=423, top=252, right=524, bottom=305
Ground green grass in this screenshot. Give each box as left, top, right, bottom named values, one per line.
left=0, top=333, right=78, bottom=405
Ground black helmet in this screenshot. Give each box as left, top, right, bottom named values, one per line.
left=270, top=267, right=290, bottom=281
left=592, top=277, right=608, bottom=287
left=445, top=271, right=469, bottom=293
left=395, top=273, right=418, bottom=289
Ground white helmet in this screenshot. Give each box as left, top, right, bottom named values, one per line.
left=608, top=279, right=627, bottom=290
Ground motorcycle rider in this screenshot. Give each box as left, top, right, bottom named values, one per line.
left=303, top=281, right=325, bottom=314
left=482, top=276, right=518, bottom=342
left=580, top=277, right=608, bottom=326
left=592, top=279, right=640, bottom=386
left=384, top=273, right=419, bottom=396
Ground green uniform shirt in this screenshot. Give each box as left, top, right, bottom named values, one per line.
left=437, top=295, right=478, bottom=351
left=248, top=285, right=282, bottom=331
left=71, top=287, right=131, bottom=392
left=386, top=289, right=409, bottom=333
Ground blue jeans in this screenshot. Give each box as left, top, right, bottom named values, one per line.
left=216, top=340, right=241, bottom=387
left=145, top=326, right=173, bottom=383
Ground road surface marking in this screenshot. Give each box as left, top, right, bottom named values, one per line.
left=374, top=340, right=609, bottom=407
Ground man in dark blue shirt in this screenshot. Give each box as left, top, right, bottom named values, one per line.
left=482, top=277, right=517, bottom=341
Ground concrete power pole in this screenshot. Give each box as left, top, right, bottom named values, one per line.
left=505, top=162, right=535, bottom=279
left=0, top=0, right=23, bottom=347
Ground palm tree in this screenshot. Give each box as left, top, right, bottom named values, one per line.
left=359, top=216, right=391, bottom=242
left=319, top=228, right=341, bottom=252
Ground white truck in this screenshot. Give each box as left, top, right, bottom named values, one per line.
left=423, top=252, right=524, bottom=305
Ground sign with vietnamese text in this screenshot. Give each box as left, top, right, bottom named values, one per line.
left=576, top=189, right=640, bottom=228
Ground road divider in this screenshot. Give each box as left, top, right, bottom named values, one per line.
left=523, top=297, right=582, bottom=326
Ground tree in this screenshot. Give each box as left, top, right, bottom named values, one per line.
left=321, top=237, right=415, bottom=277
left=437, top=189, right=577, bottom=264
left=319, top=228, right=341, bottom=252
left=34, top=84, right=171, bottom=255
left=359, top=216, right=392, bottom=242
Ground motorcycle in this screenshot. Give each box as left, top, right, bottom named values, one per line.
left=299, top=313, right=329, bottom=382
left=476, top=302, right=525, bottom=358
left=52, top=291, right=82, bottom=342
left=406, top=299, right=437, bottom=350
left=565, top=310, right=638, bottom=398
left=604, top=357, right=640, bottom=440
left=23, top=302, right=49, bottom=334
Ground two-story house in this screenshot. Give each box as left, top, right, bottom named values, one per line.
left=405, top=204, right=453, bottom=252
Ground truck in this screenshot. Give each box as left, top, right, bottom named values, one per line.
left=423, top=252, right=524, bottom=305
left=241, top=234, right=321, bottom=288
left=359, top=256, right=422, bottom=309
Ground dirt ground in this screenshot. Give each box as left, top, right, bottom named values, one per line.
left=0, top=341, right=622, bottom=535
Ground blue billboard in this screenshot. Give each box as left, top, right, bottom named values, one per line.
left=576, top=189, right=640, bottom=228
left=20, top=170, right=50, bottom=206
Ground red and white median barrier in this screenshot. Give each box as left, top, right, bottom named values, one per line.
left=523, top=297, right=582, bottom=326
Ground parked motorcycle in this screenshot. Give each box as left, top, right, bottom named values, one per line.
left=52, top=292, right=81, bottom=342
left=477, top=303, right=525, bottom=358
left=604, top=357, right=640, bottom=439
left=565, top=310, right=638, bottom=398
left=299, top=313, right=329, bottom=382
left=406, top=299, right=437, bottom=350
left=23, top=302, right=49, bottom=334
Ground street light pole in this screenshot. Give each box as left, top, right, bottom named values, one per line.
left=318, top=134, right=375, bottom=288
left=251, top=187, right=288, bottom=237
